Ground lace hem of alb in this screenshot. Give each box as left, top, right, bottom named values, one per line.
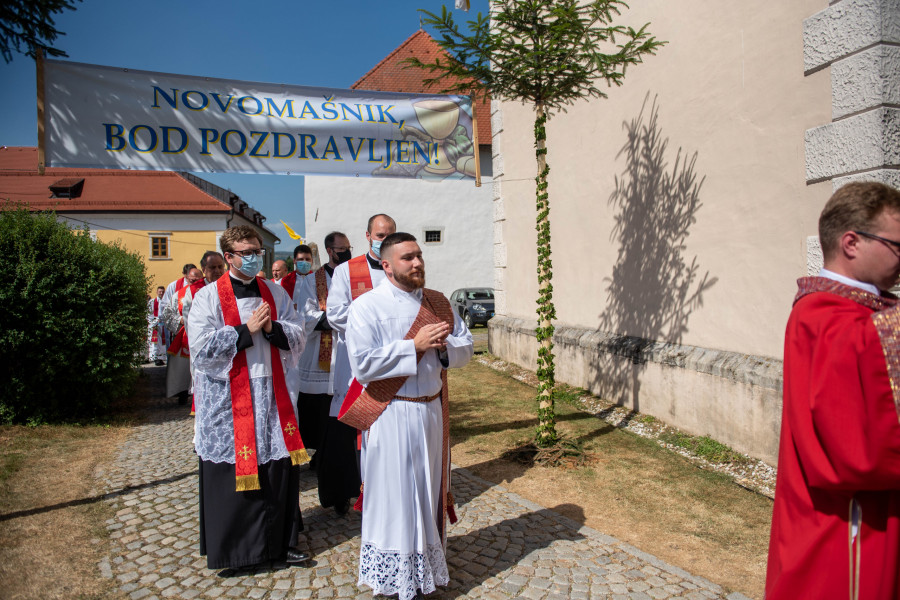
left=358, top=542, right=448, bottom=600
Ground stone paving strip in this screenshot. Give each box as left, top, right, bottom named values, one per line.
left=95, top=378, right=751, bottom=600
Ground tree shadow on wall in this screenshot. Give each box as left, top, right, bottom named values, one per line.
left=595, top=94, right=717, bottom=411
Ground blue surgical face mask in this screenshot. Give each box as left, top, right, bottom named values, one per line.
left=235, top=253, right=261, bottom=277
left=295, top=260, right=312, bottom=275
left=371, top=240, right=383, bottom=258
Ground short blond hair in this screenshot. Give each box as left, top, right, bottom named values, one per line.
left=819, top=182, right=900, bottom=257
left=220, top=225, right=262, bottom=254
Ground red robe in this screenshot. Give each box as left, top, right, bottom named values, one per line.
left=766, top=277, right=900, bottom=600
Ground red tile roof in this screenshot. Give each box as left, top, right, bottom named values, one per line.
left=352, top=30, right=492, bottom=143
left=0, top=147, right=230, bottom=213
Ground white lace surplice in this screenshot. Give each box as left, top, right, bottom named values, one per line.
left=188, top=278, right=306, bottom=464
left=347, top=280, right=473, bottom=600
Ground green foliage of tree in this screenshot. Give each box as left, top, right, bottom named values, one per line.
left=0, top=205, right=149, bottom=423
left=0, top=0, right=80, bottom=63
left=412, top=0, right=664, bottom=447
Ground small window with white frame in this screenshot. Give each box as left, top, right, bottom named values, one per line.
left=423, top=227, right=443, bottom=245
left=149, top=234, right=171, bottom=259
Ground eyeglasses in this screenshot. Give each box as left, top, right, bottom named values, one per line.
left=228, top=248, right=266, bottom=258
left=854, top=231, right=900, bottom=252
left=329, top=246, right=352, bottom=253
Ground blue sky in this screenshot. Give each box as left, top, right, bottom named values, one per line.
left=0, top=0, right=487, bottom=248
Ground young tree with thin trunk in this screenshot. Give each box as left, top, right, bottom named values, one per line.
left=410, top=0, right=664, bottom=447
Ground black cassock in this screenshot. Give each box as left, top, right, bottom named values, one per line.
left=196, top=276, right=303, bottom=570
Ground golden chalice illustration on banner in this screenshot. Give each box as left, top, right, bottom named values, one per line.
left=412, top=99, right=460, bottom=176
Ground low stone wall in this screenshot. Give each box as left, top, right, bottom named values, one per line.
left=488, top=315, right=783, bottom=466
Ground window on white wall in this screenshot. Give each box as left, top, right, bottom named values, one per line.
left=424, top=228, right=443, bottom=244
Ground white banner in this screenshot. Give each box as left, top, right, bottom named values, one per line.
left=42, top=59, right=478, bottom=180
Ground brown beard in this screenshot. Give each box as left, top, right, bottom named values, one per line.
left=394, top=269, right=425, bottom=289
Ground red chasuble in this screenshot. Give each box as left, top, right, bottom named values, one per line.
left=766, top=277, right=900, bottom=600
left=216, top=275, right=309, bottom=492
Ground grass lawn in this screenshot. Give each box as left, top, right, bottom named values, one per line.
left=449, top=341, right=772, bottom=599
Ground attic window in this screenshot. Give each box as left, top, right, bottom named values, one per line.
left=49, top=178, right=84, bottom=199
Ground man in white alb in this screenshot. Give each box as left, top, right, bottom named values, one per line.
left=323, top=215, right=395, bottom=512
left=343, top=232, right=473, bottom=600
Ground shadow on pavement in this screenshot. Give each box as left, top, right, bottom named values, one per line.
left=445, top=504, right=587, bottom=597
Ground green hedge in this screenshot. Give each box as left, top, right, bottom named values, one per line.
left=0, top=206, right=150, bottom=424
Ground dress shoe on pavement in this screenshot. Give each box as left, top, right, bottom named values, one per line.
left=286, top=548, right=310, bottom=563
left=334, top=498, right=350, bottom=516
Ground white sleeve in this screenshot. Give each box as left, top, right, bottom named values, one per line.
left=326, top=262, right=352, bottom=334
left=440, top=311, right=474, bottom=369
left=160, top=291, right=181, bottom=333
left=297, top=275, right=324, bottom=334
left=187, top=286, right=238, bottom=380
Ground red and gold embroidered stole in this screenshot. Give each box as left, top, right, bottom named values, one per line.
left=217, top=275, right=309, bottom=492
left=314, top=267, right=332, bottom=371
left=337, top=289, right=459, bottom=531
left=348, top=255, right=374, bottom=300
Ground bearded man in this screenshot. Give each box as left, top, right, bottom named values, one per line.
left=342, top=232, right=473, bottom=600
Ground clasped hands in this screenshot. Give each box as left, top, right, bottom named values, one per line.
left=246, top=303, right=273, bottom=334
left=413, top=322, right=450, bottom=353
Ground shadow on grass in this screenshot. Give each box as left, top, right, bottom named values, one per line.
left=0, top=468, right=197, bottom=523
left=450, top=410, right=594, bottom=439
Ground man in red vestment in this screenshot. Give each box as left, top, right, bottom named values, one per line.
left=766, top=182, right=900, bottom=600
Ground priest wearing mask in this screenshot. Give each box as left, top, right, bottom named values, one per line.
left=342, top=232, right=473, bottom=600
left=297, top=231, right=355, bottom=510
left=323, top=215, right=395, bottom=514
left=766, top=182, right=900, bottom=599
left=188, top=225, right=311, bottom=574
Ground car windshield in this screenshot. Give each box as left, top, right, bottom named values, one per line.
left=467, top=290, right=494, bottom=300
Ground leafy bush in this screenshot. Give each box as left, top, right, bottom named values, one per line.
left=0, top=205, right=149, bottom=423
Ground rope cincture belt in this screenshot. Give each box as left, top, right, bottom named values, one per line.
left=394, top=390, right=442, bottom=403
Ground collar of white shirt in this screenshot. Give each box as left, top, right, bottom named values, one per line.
left=818, top=268, right=880, bottom=296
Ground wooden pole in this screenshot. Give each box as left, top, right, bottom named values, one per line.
left=471, top=100, right=481, bottom=188
left=36, top=49, right=46, bottom=174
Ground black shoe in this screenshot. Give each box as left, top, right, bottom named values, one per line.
left=334, top=499, right=350, bottom=516
left=286, top=548, right=310, bottom=563
left=177, top=392, right=189, bottom=406
left=154, top=359, right=165, bottom=366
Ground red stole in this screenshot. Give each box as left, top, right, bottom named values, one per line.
left=338, top=255, right=375, bottom=430
left=348, top=254, right=374, bottom=299
left=175, top=277, right=187, bottom=292
left=279, top=271, right=298, bottom=298
left=153, top=298, right=159, bottom=317
left=216, top=275, right=308, bottom=492
left=167, top=280, right=206, bottom=357
left=314, top=267, right=332, bottom=371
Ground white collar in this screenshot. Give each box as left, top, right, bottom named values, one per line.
left=384, top=277, right=423, bottom=300
left=819, top=268, right=880, bottom=296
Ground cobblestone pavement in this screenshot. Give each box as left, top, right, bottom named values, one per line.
left=96, top=366, right=750, bottom=600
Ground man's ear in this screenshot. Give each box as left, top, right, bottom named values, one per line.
left=839, top=230, right=862, bottom=259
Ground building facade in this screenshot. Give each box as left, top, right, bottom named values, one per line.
left=304, top=30, right=494, bottom=298
left=1, top=147, right=279, bottom=291
left=489, top=0, right=900, bottom=465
